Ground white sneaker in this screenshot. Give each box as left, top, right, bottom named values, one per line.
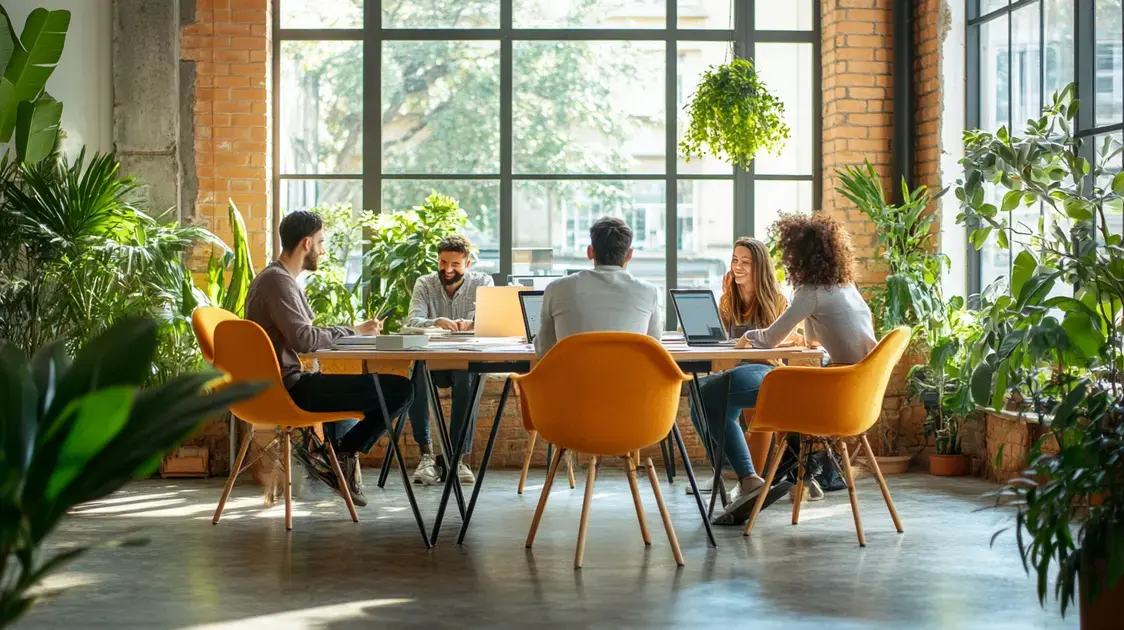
left=413, top=454, right=440, bottom=485
left=457, top=461, right=476, bottom=485
left=686, top=474, right=715, bottom=495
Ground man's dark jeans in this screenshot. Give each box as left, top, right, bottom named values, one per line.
left=288, top=372, right=414, bottom=455
left=407, top=361, right=476, bottom=451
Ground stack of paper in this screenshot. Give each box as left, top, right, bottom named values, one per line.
left=399, top=326, right=449, bottom=336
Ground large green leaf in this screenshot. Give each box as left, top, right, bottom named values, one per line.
left=971, top=356, right=997, bottom=406
left=45, top=386, right=133, bottom=501
left=1010, top=250, right=1037, bottom=300
left=220, top=200, right=255, bottom=316
left=1060, top=312, right=1104, bottom=359
left=29, top=341, right=69, bottom=421
left=0, top=8, right=69, bottom=142
left=14, top=91, right=61, bottom=164
left=0, top=341, right=37, bottom=476
left=0, top=7, right=16, bottom=75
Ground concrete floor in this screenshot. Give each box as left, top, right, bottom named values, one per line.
left=16, top=467, right=1074, bottom=630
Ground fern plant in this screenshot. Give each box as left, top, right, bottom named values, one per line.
left=680, top=58, right=790, bottom=170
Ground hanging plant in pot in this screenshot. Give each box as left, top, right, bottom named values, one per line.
left=680, top=58, right=790, bottom=169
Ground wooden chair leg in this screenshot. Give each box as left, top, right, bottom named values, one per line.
left=283, top=430, right=293, bottom=531
left=791, top=437, right=809, bottom=526
left=744, top=432, right=787, bottom=536
left=860, top=434, right=904, bottom=533
left=526, top=446, right=564, bottom=548
left=324, top=440, right=359, bottom=523
left=574, top=455, right=599, bottom=569
left=518, top=430, right=537, bottom=495
left=625, top=454, right=651, bottom=546
left=838, top=439, right=866, bottom=546
left=213, top=424, right=254, bottom=525
left=645, top=457, right=685, bottom=567
left=566, top=450, right=576, bottom=489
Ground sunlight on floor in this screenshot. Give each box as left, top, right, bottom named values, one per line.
left=182, top=598, right=415, bottom=629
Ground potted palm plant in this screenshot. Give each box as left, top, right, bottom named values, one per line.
left=957, top=84, right=1123, bottom=628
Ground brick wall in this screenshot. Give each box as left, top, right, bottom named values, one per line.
left=181, top=0, right=273, bottom=269
left=914, top=0, right=948, bottom=191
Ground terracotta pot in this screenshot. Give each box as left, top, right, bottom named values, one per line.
left=858, top=455, right=912, bottom=475
left=929, top=454, right=971, bottom=477
left=1080, top=561, right=1124, bottom=630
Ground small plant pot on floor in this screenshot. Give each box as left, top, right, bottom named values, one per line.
left=1080, top=561, right=1124, bottom=630
left=857, top=455, right=912, bottom=475
left=928, top=454, right=970, bottom=477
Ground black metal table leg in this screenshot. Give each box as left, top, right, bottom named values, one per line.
left=660, top=438, right=674, bottom=484
left=426, top=366, right=456, bottom=477
left=429, top=373, right=485, bottom=545
left=368, top=361, right=430, bottom=549
left=377, top=413, right=407, bottom=488
left=457, top=377, right=513, bottom=544
left=689, top=374, right=730, bottom=518
left=671, top=423, right=717, bottom=548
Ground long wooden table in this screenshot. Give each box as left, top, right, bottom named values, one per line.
left=305, top=339, right=824, bottom=549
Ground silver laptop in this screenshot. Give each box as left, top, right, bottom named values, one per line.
left=670, top=289, right=736, bottom=347
left=518, top=291, right=545, bottom=342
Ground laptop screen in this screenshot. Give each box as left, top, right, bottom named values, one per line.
left=519, top=291, right=545, bottom=341
left=672, top=292, right=727, bottom=342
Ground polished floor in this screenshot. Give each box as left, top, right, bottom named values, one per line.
left=18, top=465, right=1073, bottom=629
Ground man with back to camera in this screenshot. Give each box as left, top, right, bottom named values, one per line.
left=244, top=210, right=414, bottom=507
left=404, top=234, right=494, bottom=485
left=535, top=216, right=662, bottom=356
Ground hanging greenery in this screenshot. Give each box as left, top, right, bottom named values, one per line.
left=679, top=58, right=791, bottom=170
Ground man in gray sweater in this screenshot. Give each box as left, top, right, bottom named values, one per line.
left=535, top=216, right=662, bottom=356
left=244, top=211, right=414, bottom=507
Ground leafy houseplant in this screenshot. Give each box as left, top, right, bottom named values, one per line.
left=0, top=318, right=262, bottom=627
left=680, top=58, right=790, bottom=170
left=304, top=204, right=373, bottom=327
left=907, top=298, right=982, bottom=475
left=204, top=199, right=256, bottom=318
left=956, top=84, right=1124, bottom=622
left=364, top=191, right=471, bottom=331
left=0, top=5, right=70, bottom=165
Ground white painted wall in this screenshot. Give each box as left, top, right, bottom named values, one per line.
left=5, top=0, right=112, bottom=159
left=939, top=0, right=968, bottom=301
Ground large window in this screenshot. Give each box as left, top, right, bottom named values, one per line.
left=275, top=0, right=820, bottom=324
left=967, top=0, right=1123, bottom=293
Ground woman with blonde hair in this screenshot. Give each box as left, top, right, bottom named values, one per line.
left=691, top=237, right=796, bottom=525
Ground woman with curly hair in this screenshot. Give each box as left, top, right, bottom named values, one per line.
left=739, top=212, right=877, bottom=365
left=690, top=237, right=796, bottom=525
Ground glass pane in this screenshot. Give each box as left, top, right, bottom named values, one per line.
left=677, top=42, right=734, bottom=175
left=282, top=0, right=363, bottom=28
left=280, top=178, right=363, bottom=214
left=514, top=0, right=664, bottom=28
left=753, top=43, right=815, bottom=175
left=1011, top=4, right=1041, bottom=129
left=979, top=15, right=1010, bottom=132
left=514, top=41, right=664, bottom=175
left=381, top=180, right=501, bottom=274
left=512, top=180, right=667, bottom=307
left=382, top=41, right=500, bottom=174
left=1096, top=133, right=1124, bottom=236
left=382, top=0, right=499, bottom=28
left=1095, top=0, right=1124, bottom=126
left=754, top=180, right=814, bottom=240
left=679, top=0, right=733, bottom=29
left=280, top=41, right=363, bottom=175
left=755, top=0, right=813, bottom=31
left=676, top=179, right=733, bottom=298
left=1044, top=0, right=1075, bottom=98
left=979, top=0, right=1008, bottom=18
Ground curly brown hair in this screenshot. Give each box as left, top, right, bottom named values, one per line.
left=770, top=212, right=856, bottom=287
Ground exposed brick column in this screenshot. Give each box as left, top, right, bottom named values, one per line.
left=181, top=0, right=272, bottom=269
left=914, top=0, right=948, bottom=192
left=821, top=0, right=895, bottom=286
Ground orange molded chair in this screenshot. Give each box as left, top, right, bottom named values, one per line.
left=742, top=327, right=911, bottom=546
left=198, top=313, right=362, bottom=530
left=511, top=332, right=693, bottom=568
left=192, top=306, right=239, bottom=364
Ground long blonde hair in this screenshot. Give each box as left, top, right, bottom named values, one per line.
left=718, top=237, right=787, bottom=330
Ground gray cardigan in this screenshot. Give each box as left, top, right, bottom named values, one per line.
left=743, top=284, right=877, bottom=365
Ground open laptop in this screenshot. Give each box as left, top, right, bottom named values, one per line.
left=669, top=289, right=736, bottom=347
left=473, top=285, right=529, bottom=337
left=518, top=290, right=545, bottom=342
